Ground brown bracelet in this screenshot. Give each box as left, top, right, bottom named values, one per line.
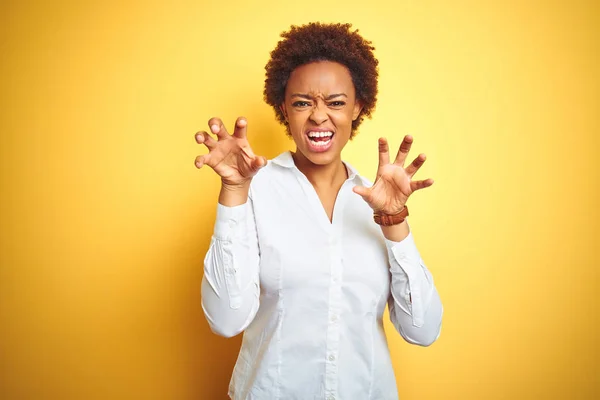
left=373, top=206, right=409, bottom=226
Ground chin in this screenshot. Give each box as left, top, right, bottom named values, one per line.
left=298, top=147, right=341, bottom=166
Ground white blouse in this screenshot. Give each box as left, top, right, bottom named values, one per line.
left=201, top=151, right=443, bottom=400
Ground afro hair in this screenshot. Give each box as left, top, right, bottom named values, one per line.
left=264, top=22, right=379, bottom=139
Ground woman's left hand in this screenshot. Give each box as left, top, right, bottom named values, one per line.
left=352, top=135, right=434, bottom=214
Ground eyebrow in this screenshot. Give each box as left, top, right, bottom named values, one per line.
left=290, top=93, right=348, bottom=100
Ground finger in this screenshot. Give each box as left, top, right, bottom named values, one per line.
left=195, top=131, right=217, bottom=149
left=240, top=145, right=256, bottom=161
left=378, top=137, right=390, bottom=167
left=394, top=135, right=413, bottom=166
left=405, top=153, right=426, bottom=177
left=207, top=117, right=230, bottom=140
left=194, top=154, right=209, bottom=169
left=250, top=155, right=267, bottom=171
left=233, top=117, right=248, bottom=139
left=352, top=185, right=372, bottom=202
left=410, top=178, right=434, bottom=192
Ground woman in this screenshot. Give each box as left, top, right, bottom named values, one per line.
left=195, top=22, right=443, bottom=400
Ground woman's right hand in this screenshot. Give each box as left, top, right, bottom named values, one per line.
left=194, top=117, right=267, bottom=188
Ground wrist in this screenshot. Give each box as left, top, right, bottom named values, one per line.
left=380, top=220, right=410, bottom=242
left=373, top=205, right=408, bottom=226
left=219, top=181, right=251, bottom=207
left=374, top=205, right=409, bottom=241
left=221, top=179, right=251, bottom=192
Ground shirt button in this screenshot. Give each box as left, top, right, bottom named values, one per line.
left=330, top=315, right=338, bottom=322
left=328, top=396, right=335, bottom=400
left=328, top=355, right=335, bottom=361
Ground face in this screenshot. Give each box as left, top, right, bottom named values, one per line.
left=280, top=61, right=363, bottom=166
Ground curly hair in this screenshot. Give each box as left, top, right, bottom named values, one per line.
left=264, top=22, right=379, bottom=139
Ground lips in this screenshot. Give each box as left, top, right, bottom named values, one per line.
left=305, top=129, right=335, bottom=153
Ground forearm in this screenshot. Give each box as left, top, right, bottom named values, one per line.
left=385, top=229, right=443, bottom=346
left=389, top=278, right=443, bottom=346
left=202, top=236, right=260, bottom=337
left=380, top=219, right=410, bottom=242
left=219, top=181, right=250, bottom=206
left=201, top=199, right=260, bottom=337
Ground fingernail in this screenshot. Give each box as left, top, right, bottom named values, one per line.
left=211, top=124, right=219, bottom=133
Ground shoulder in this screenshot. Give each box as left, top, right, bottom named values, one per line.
left=254, top=154, right=291, bottom=181
left=249, top=152, right=294, bottom=196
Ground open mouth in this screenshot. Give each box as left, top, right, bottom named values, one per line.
left=307, top=130, right=334, bottom=148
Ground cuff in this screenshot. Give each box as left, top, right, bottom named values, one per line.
left=214, top=201, right=248, bottom=241
left=384, top=231, right=423, bottom=274
left=385, top=231, right=426, bottom=327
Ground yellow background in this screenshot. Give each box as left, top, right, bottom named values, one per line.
left=1, top=0, right=598, bottom=399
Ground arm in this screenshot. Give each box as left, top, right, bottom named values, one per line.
left=383, top=221, right=443, bottom=346
left=194, top=116, right=266, bottom=338
left=351, top=135, right=442, bottom=345
left=201, top=185, right=261, bottom=338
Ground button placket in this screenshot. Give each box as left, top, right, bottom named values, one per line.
left=324, top=206, right=345, bottom=400
left=325, top=250, right=342, bottom=394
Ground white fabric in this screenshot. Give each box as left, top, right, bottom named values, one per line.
left=201, top=151, right=443, bottom=400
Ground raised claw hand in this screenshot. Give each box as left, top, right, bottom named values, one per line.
left=195, top=116, right=267, bottom=187
left=352, top=135, right=434, bottom=214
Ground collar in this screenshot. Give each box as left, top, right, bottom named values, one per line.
left=270, top=151, right=368, bottom=185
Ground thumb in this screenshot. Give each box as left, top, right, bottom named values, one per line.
left=251, top=155, right=267, bottom=171
left=352, top=185, right=370, bottom=201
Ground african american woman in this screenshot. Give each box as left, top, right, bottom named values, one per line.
left=195, top=22, right=443, bottom=400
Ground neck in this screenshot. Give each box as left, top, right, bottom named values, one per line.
left=291, top=150, right=348, bottom=189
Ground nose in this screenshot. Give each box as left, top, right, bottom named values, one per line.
left=309, top=102, right=328, bottom=125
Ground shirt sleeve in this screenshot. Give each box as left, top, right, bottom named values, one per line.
left=201, top=190, right=261, bottom=338
left=385, top=224, right=443, bottom=346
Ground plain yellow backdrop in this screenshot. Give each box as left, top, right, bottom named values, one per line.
left=1, top=0, right=598, bottom=399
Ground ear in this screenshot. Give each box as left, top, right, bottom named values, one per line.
left=279, top=103, right=288, bottom=122
left=352, top=100, right=364, bottom=121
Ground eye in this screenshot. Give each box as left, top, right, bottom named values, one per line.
left=328, top=101, right=346, bottom=107
left=292, top=101, right=311, bottom=107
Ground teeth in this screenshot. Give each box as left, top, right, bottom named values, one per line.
left=307, top=131, right=333, bottom=138
left=311, top=139, right=330, bottom=147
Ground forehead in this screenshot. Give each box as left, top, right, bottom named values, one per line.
left=285, top=61, right=355, bottom=97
